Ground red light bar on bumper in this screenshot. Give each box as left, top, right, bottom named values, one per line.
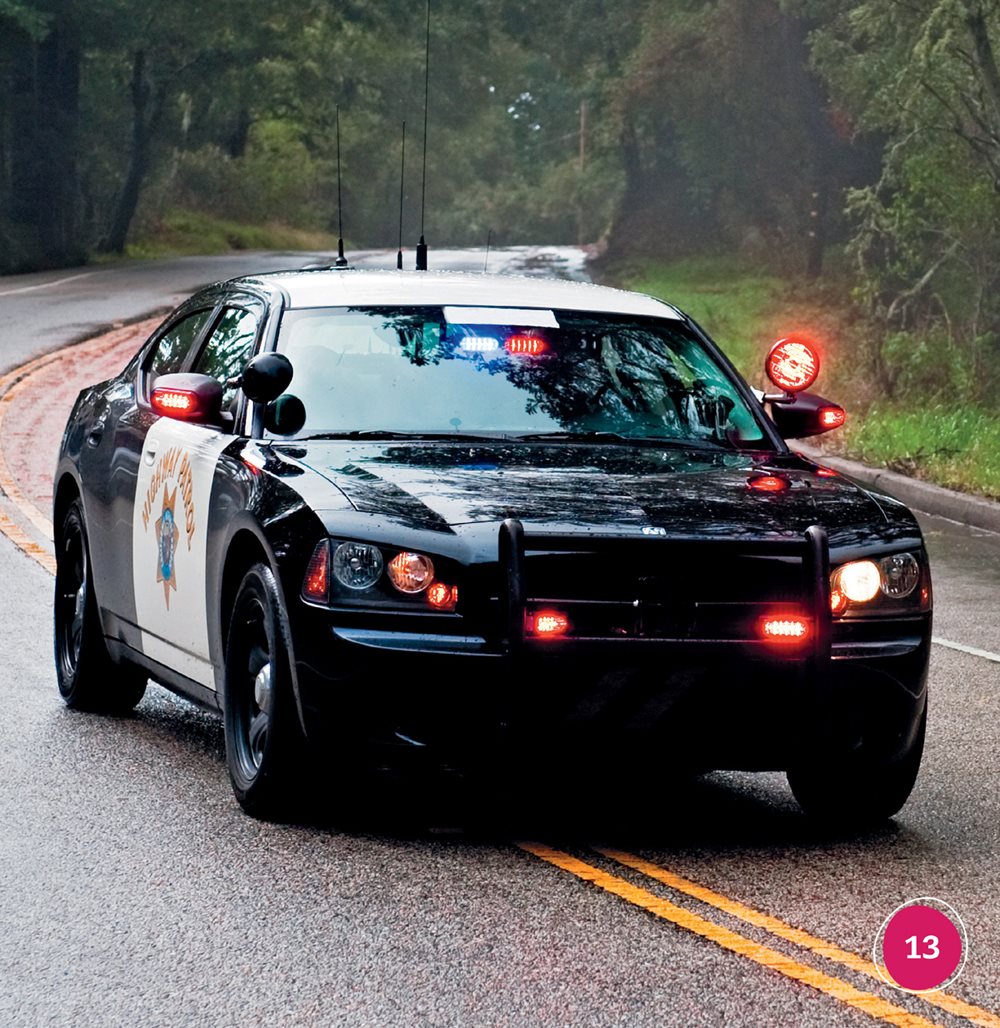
left=527, top=610, right=571, bottom=638
left=759, top=615, right=811, bottom=644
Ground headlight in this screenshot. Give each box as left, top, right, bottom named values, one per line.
left=830, top=551, right=927, bottom=615
left=304, top=539, right=460, bottom=610
left=880, top=552, right=920, bottom=598
left=833, top=560, right=881, bottom=603
left=332, top=541, right=384, bottom=590
left=387, top=551, right=435, bottom=593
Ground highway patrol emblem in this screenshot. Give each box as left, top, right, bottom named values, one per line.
left=155, top=485, right=180, bottom=607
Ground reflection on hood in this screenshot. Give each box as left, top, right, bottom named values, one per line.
left=279, top=441, right=908, bottom=548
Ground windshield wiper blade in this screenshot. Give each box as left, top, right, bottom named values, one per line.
left=303, top=430, right=504, bottom=442
left=511, top=431, right=725, bottom=448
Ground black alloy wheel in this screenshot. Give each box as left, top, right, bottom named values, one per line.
left=54, top=498, right=146, bottom=712
left=224, top=563, right=310, bottom=819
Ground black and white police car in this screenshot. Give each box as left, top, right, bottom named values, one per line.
left=54, top=269, right=931, bottom=823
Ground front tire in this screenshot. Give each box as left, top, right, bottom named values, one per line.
left=223, top=563, right=310, bottom=819
left=787, top=705, right=927, bottom=827
left=54, top=498, right=146, bottom=713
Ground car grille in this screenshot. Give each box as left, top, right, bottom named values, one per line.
left=462, top=526, right=828, bottom=649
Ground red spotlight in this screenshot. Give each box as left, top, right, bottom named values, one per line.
left=766, top=338, right=820, bottom=393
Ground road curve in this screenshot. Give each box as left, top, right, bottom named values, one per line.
left=1, top=251, right=999, bottom=1028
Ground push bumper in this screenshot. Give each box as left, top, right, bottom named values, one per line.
left=291, top=521, right=929, bottom=771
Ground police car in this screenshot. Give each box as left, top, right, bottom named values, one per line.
left=54, top=269, right=931, bottom=824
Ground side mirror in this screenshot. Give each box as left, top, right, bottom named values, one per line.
left=263, top=394, right=307, bottom=436
left=150, top=373, right=223, bottom=423
left=770, top=390, right=846, bottom=439
left=241, top=353, right=293, bottom=404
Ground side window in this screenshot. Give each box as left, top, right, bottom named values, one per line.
left=147, top=309, right=214, bottom=379
left=193, top=307, right=260, bottom=415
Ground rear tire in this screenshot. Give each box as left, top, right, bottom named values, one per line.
left=54, top=498, right=147, bottom=713
left=787, top=706, right=926, bottom=827
left=223, top=563, right=311, bottom=820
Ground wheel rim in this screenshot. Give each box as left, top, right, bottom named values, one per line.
left=56, top=515, right=87, bottom=683
left=232, top=595, right=273, bottom=781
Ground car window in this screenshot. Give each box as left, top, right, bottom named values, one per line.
left=272, top=306, right=768, bottom=447
left=147, top=309, right=214, bottom=379
left=193, top=307, right=260, bottom=414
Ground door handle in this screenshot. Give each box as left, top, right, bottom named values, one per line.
left=87, top=421, right=105, bottom=447
left=144, top=444, right=158, bottom=466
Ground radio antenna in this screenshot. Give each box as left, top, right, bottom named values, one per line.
left=483, top=229, right=493, bottom=273
left=415, top=0, right=431, bottom=271
left=334, top=105, right=348, bottom=268
left=396, top=121, right=406, bottom=270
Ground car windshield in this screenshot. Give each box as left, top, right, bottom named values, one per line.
left=271, top=305, right=769, bottom=447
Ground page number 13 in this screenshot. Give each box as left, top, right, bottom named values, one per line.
left=905, top=935, right=940, bottom=959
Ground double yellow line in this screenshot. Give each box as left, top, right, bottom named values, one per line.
left=519, top=843, right=1000, bottom=1028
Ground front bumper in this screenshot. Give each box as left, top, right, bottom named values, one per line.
left=290, top=522, right=930, bottom=772
left=293, top=611, right=930, bottom=772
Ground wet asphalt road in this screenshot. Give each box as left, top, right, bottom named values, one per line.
left=1, top=250, right=999, bottom=1027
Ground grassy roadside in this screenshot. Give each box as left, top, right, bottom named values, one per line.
left=95, top=210, right=337, bottom=262
left=605, top=256, right=1000, bottom=501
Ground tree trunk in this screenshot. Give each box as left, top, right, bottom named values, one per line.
left=102, top=50, right=162, bottom=254
left=6, top=21, right=83, bottom=269
left=226, top=107, right=252, bottom=159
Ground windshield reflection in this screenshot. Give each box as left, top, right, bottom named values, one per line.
left=273, top=306, right=767, bottom=448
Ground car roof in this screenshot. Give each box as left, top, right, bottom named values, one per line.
left=230, top=269, right=684, bottom=320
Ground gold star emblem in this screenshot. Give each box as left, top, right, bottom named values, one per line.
left=154, top=485, right=180, bottom=608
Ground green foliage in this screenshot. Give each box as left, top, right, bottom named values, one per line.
left=609, top=253, right=1000, bottom=499
left=113, top=210, right=334, bottom=260
left=0, top=0, right=49, bottom=37
left=842, top=405, right=1000, bottom=500
left=809, top=0, right=1000, bottom=400
left=612, top=256, right=788, bottom=377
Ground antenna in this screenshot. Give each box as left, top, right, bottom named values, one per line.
left=416, top=0, right=431, bottom=271
left=484, top=229, right=493, bottom=273
left=396, top=121, right=406, bottom=270
left=334, top=105, right=348, bottom=268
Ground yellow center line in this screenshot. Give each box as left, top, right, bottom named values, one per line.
left=597, top=848, right=1000, bottom=1028
left=518, top=841, right=941, bottom=1028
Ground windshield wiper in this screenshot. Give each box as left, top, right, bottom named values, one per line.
left=511, top=431, right=726, bottom=449
left=302, top=430, right=505, bottom=442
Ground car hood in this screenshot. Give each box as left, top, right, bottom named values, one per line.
left=274, top=441, right=910, bottom=547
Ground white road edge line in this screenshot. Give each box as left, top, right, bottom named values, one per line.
left=0, top=271, right=95, bottom=297
left=933, top=636, right=1000, bottom=664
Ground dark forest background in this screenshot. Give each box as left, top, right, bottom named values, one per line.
left=3, top=0, right=1000, bottom=492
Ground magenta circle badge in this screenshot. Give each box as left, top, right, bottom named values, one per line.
left=874, top=898, right=967, bottom=992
